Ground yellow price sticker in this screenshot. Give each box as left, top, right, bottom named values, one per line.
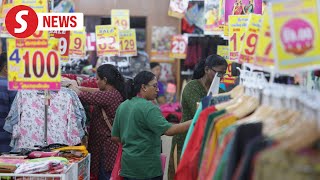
left=7, top=38, right=61, bottom=90
left=239, top=14, right=262, bottom=64
left=69, top=28, right=86, bottom=58
left=95, top=25, right=120, bottom=57
left=255, top=12, right=274, bottom=67
left=228, top=15, right=249, bottom=61
left=119, top=29, right=137, bottom=57
left=217, top=45, right=236, bottom=85
left=111, top=9, right=130, bottom=30
left=270, top=0, right=320, bottom=71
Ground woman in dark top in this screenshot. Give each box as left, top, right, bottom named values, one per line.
left=168, top=54, right=227, bottom=180
left=69, top=64, right=126, bottom=180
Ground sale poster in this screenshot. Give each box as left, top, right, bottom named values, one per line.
left=151, top=26, right=177, bottom=61
left=69, top=28, right=86, bottom=58
left=228, top=15, right=249, bottom=61
left=119, top=29, right=137, bottom=57
left=7, top=38, right=61, bottom=90
left=217, top=45, right=236, bottom=85
left=255, top=11, right=274, bottom=67
left=111, top=9, right=130, bottom=31
left=270, top=0, right=320, bottom=71
left=86, top=33, right=96, bottom=51
left=204, top=0, right=223, bottom=35
left=224, top=0, right=262, bottom=24
left=169, top=35, right=188, bottom=59
left=239, top=14, right=262, bottom=64
left=95, top=25, right=120, bottom=57
left=168, top=0, right=189, bottom=18
left=50, top=31, right=70, bottom=63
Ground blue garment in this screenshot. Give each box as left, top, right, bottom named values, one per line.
left=0, top=77, right=16, bottom=153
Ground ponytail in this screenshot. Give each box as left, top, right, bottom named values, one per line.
left=192, top=59, right=206, bottom=80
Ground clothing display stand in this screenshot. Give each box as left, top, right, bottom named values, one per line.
left=43, top=90, right=50, bottom=146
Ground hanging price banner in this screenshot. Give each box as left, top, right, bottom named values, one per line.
left=119, top=29, right=137, bottom=57
left=86, top=33, right=96, bottom=51
left=217, top=45, right=236, bottom=84
left=239, top=14, right=262, bottom=64
left=7, top=38, right=61, bottom=90
left=111, top=9, right=130, bottom=30
left=69, top=28, right=86, bottom=58
left=95, top=25, right=120, bottom=57
left=228, top=15, right=249, bottom=61
left=168, top=0, right=188, bottom=18
left=270, top=0, right=320, bottom=71
left=169, top=35, right=187, bottom=59
left=255, top=12, right=274, bottom=67
left=50, top=31, right=70, bottom=63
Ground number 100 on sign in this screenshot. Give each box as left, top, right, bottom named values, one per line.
left=7, top=39, right=61, bottom=90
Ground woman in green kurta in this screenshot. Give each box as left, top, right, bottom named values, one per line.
left=168, top=54, right=227, bottom=180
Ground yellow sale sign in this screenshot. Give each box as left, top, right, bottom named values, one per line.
left=95, top=25, right=120, bottom=57
left=69, top=28, right=86, bottom=58
left=111, top=9, right=130, bottom=30
left=119, top=29, right=137, bottom=56
left=217, top=45, right=236, bottom=84
left=228, top=15, right=249, bottom=61
left=270, top=0, right=320, bottom=71
left=255, top=12, right=274, bottom=67
left=239, top=14, right=262, bottom=64
left=7, top=38, right=61, bottom=90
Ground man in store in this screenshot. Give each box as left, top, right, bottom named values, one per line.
left=0, top=51, right=16, bottom=153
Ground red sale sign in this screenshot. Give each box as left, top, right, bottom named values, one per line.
left=169, top=35, right=188, bottom=59
left=50, top=31, right=70, bottom=62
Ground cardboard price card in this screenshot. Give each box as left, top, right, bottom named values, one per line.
left=169, top=35, right=188, bottom=59
left=255, top=12, right=274, bottom=67
left=270, top=0, right=320, bottom=71
left=7, top=38, right=61, bottom=90
left=119, top=29, right=137, bottom=57
left=217, top=45, right=236, bottom=84
left=228, top=15, right=249, bottom=61
left=69, top=28, right=86, bottom=58
left=95, top=25, right=120, bottom=57
left=50, top=31, right=70, bottom=63
left=111, top=9, right=130, bottom=30
left=239, top=14, right=262, bottom=64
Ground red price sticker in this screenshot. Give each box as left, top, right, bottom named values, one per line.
left=169, top=35, right=187, bottom=59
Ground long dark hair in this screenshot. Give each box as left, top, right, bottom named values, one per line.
left=126, top=71, right=155, bottom=99
left=192, top=54, right=227, bottom=79
left=97, top=64, right=126, bottom=99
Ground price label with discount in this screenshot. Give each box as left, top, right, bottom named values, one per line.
left=255, top=12, right=274, bottom=67
left=239, top=14, right=262, bottom=64
left=111, top=9, right=130, bottom=30
left=50, top=31, right=70, bottom=63
left=270, top=0, right=320, bottom=71
left=217, top=45, right=236, bottom=85
left=69, top=28, right=86, bottom=58
left=169, top=35, right=188, bottom=59
left=119, top=29, right=137, bottom=56
left=228, top=15, right=249, bottom=61
left=7, top=38, right=61, bottom=90
left=95, top=25, right=120, bottom=57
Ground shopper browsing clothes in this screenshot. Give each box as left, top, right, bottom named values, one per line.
left=111, top=71, right=192, bottom=180
left=150, top=62, right=166, bottom=105
left=0, top=52, right=16, bottom=153
left=168, top=54, right=227, bottom=180
left=68, top=64, right=126, bottom=180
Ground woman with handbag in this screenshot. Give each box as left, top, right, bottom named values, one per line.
left=111, top=71, right=192, bottom=180
left=68, top=64, right=126, bottom=180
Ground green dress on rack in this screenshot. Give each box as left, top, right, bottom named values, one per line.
left=168, top=80, right=207, bottom=180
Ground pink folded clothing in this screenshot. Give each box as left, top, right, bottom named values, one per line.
left=28, top=151, right=59, bottom=159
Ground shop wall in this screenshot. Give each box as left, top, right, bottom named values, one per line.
left=78, top=0, right=180, bottom=56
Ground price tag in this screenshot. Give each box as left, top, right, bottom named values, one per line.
left=86, top=33, right=96, bottom=51
left=168, top=0, right=188, bottom=18
left=119, top=29, right=137, bottom=57
left=7, top=38, right=61, bottom=90
left=50, top=31, right=70, bottom=63
left=217, top=45, right=236, bottom=85
left=169, top=35, right=187, bottom=59
left=270, top=0, right=320, bottom=71
left=111, top=9, right=130, bottom=30
left=228, top=15, right=249, bottom=61
left=95, top=25, right=120, bottom=57
left=239, top=14, right=262, bottom=64
left=69, top=28, right=86, bottom=58
left=255, top=12, right=274, bottom=67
